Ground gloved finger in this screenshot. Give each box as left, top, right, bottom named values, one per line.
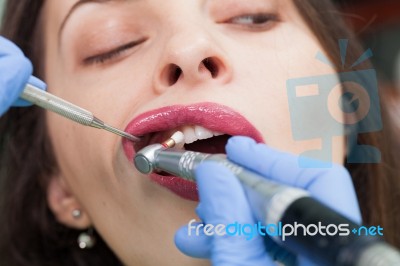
left=226, top=136, right=361, bottom=224
left=0, top=36, right=25, bottom=55
left=195, top=162, right=274, bottom=265
left=196, top=162, right=254, bottom=224
left=13, top=76, right=47, bottom=107
left=226, top=136, right=329, bottom=188
left=0, top=54, right=32, bottom=115
left=175, top=223, right=297, bottom=265
left=174, top=223, right=211, bottom=258
left=175, top=222, right=297, bottom=265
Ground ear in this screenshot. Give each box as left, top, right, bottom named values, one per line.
left=47, top=176, right=92, bottom=229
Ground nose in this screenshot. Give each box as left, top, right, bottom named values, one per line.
left=154, top=30, right=232, bottom=93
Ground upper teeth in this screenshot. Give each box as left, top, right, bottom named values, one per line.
left=181, top=125, right=223, bottom=144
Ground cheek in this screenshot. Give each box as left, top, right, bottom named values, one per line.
left=229, top=26, right=345, bottom=162
left=43, top=50, right=171, bottom=224
left=42, top=30, right=154, bottom=204
left=55, top=56, right=156, bottom=125
left=41, top=9, right=130, bottom=212
left=45, top=110, right=115, bottom=188
left=43, top=68, right=126, bottom=204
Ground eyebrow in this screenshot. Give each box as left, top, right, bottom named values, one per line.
left=58, top=0, right=115, bottom=39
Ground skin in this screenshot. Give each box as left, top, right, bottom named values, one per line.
left=41, top=0, right=345, bottom=265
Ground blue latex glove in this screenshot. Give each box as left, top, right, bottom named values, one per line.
left=175, top=136, right=362, bottom=265
left=0, top=36, right=46, bottom=116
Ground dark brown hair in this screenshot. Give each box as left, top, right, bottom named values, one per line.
left=294, top=0, right=400, bottom=247
left=0, top=0, right=399, bottom=265
left=0, top=1, right=123, bottom=265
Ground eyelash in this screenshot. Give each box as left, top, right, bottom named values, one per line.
left=83, top=14, right=275, bottom=65
left=84, top=39, right=145, bottom=65
left=227, top=13, right=277, bottom=29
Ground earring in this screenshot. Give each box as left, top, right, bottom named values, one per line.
left=72, top=209, right=82, bottom=219
left=78, top=228, right=96, bottom=249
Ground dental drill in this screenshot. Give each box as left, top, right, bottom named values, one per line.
left=20, top=80, right=140, bottom=142
left=134, top=132, right=400, bottom=266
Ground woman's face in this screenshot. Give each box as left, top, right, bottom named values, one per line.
left=42, top=0, right=344, bottom=264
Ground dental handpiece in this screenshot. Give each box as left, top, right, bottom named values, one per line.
left=21, top=82, right=140, bottom=142
left=134, top=140, right=400, bottom=266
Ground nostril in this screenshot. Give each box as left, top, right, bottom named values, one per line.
left=161, top=64, right=182, bottom=86
left=201, top=57, right=220, bottom=78
left=158, top=55, right=229, bottom=90
left=170, top=65, right=182, bottom=85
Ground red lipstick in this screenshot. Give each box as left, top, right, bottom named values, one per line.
left=123, top=102, right=263, bottom=201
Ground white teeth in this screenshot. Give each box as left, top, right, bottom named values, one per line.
left=195, top=125, right=213, bottom=140
left=180, top=125, right=224, bottom=144
left=182, top=126, right=197, bottom=144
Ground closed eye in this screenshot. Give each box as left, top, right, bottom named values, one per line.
left=225, top=13, right=278, bottom=30
left=83, top=38, right=146, bottom=65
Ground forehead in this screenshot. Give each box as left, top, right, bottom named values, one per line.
left=44, top=0, right=293, bottom=30
left=43, top=0, right=78, bottom=36
left=43, top=0, right=308, bottom=48
left=46, top=0, right=293, bottom=23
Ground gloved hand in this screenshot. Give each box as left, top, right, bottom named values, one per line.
left=175, top=136, right=361, bottom=265
left=0, top=36, right=46, bottom=116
